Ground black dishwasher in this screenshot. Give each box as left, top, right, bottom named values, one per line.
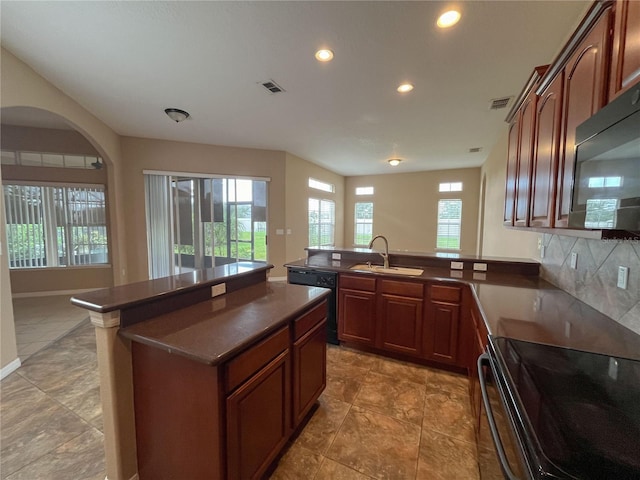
left=287, top=268, right=338, bottom=345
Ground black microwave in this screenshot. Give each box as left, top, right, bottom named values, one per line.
left=569, top=80, right=640, bottom=234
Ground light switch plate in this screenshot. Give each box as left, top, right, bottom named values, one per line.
left=617, top=266, right=629, bottom=289
left=332, top=253, right=341, bottom=260
left=450, top=261, right=464, bottom=270
left=473, top=263, right=487, bottom=271
left=570, top=252, right=578, bottom=269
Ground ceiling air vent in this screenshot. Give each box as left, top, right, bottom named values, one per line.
left=260, top=79, right=285, bottom=94
left=489, top=96, right=512, bottom=110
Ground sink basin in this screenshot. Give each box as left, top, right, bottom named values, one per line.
left=349, top=264, right=424, bottom=276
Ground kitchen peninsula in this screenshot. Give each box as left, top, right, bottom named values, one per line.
left=71, top=262, right=330, bottom=480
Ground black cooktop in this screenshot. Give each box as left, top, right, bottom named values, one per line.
left=491, top=337, right=640, bottom=480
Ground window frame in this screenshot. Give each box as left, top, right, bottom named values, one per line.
left=354, top=201, right=374, bottom=246
left=436, top=198, right=462, bottom=251
left=3, top=182, right=110, bottom=269
left=308, top=197, right=335, bottom=247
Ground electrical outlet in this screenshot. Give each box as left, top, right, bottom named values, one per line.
left=332, top=253, right=341, bottom=260
left=570, top=252, right=578, bottom=269
left=473, top=263, right=488, bottom=271
left=211, top=283, right=226, bottom=297
left=617, top=266, right=629, bottom=289
left=450, top=261, right=464, bottom=270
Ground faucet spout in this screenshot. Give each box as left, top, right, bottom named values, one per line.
left=368, top=235, right=390, bottom=269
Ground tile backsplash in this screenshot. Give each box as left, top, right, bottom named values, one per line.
left=540, top=234, right=640, bottom=335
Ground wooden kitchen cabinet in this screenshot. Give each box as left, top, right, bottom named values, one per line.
left=555, top=7, right=611, bottom=227
left=529, top=72, right=563, bottom=227
left=610, top=0, right=640, bottom=100
left=504, top=66, right=547, bottom=227
left=504, top=120, right=520, bottom=226
left=514, top=87, right=540, bottom=227
left=226, top=349, right=291, bottom=480
left=130, top=297, right=328, bottom=480
left=292, top=315, right=327, bottom=427
left=338, top=274, right=377, bottom=346
left=377, top=279, right=424, bottom=357
left=424, top=283, right=462, bottom=365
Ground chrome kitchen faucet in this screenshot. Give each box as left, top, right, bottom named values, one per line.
left=368, top=235, right=390, bottom=269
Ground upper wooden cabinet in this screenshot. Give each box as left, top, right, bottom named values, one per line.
left=556, top=7, right=612, bottom=227
left=504, top=1, right=623, bottom=232
left=504, top=66, right=547, bottom=227
left=610, top=0, right=640, bottom=99
left=530, top=72, right=563, bottom=227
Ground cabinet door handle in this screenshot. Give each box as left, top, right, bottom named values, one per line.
left=477, top=353, right=522, bottom=480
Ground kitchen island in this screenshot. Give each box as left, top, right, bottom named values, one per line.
left=71, top=262, right=330, bottom=480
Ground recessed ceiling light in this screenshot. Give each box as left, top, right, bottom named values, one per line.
left=388, top=158, right=402, bottom=166
left=315, top=49, right=334, bottom=62
left=397, top=83, right=414, bottom=93
left=437, top=10, right=461, bottom=28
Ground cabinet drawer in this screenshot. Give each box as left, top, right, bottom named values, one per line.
left=380, top=279, right=424, bottom=298
left=430, top=284, right=462, bottom=303
left=340, top=274, right=376, bottom=292
left=294, top=300, right=327, bottom=341
left=225, top=326, right=289, bottom=392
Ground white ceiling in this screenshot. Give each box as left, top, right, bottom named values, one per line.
left=0, top=1, right=589, bottom=176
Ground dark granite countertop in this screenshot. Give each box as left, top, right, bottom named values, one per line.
left=119, top=282, right=330, bottom=365
left=286, top=258, right=640, bottom=361
left=71, top=262, right=272, bottom=313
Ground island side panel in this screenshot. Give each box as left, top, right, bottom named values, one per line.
left=132, top=341, right=224, bottom=480
left=90, top=311, right=138, bottom=480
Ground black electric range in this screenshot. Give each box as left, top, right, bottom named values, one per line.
left=484, top=336, right=640, bottom=479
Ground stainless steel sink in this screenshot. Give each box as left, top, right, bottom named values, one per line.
left=349, top=263, right=424, bottom=276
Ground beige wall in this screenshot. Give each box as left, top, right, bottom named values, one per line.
left=120, top=137, right=289, bottom=280
left=0, top=124, right=99, bottom=155
left=285, top=153, right=345, bottom=263
left=1, top=48, right=128, bottom=287
left=1, top=167, right=19, bottom=370
left=344, top=168, right=481, bottom=254
left=479, top=128, right=540, bottom=259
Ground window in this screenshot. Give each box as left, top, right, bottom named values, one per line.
left=439, top=182, right=463, bottom=192
left=355, top=186, right=374, bottom=195
left=588, top=176, right=622, bottom=188
left=3, top=184, right=108, bottom=268
left=354, top=202, right=373, bottom=246
left=584, top=198, right=618, bottom=228
left=308, top=198, right=335, bottom=247
left=437, top=199, right=462, bottom=250
left=145, top=174, right=268, bottom=278
left=308, top=178, right=334, bottom=193
left=1, top=150, right=102, bottom=169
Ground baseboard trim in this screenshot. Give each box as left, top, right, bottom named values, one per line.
left=1, top=358, right=22, bottom=380
left=104, top=473, right=138, bottom=480
left=12, top=288, right=98, bottom=298
left=268, top=276, right=287, bottom=282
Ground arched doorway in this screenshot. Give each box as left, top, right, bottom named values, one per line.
left=1, top=106, right=115, bottom=365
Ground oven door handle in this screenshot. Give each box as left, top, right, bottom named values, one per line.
left=478, top=353, right=521, bottom=480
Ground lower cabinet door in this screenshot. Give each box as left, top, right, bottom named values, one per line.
left=226, top=350, right=291, bottom=480
left=293, top=319, right=327, bottom=427
left=377, top=293, right=423, bottom=356
left=425, top=301, right=460, bottom=364
left=338, top=288, right=377, bottom=345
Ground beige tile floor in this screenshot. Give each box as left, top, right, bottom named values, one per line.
left=12, top=295, right=90, bottom=361
left=1, top=313, right=481, bottom=480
